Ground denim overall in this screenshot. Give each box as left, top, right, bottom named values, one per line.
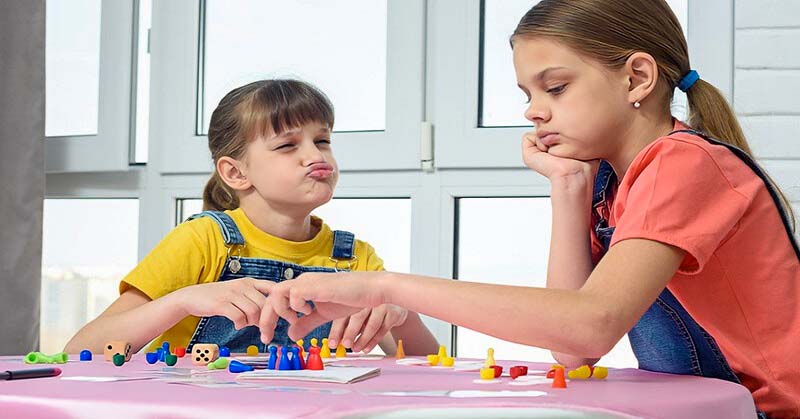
left=593, top=129, right=799, bottom=419
left=185, top=211, right=357, bottom=353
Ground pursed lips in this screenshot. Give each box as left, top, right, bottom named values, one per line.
left=307, top=162, right=334, bottom=179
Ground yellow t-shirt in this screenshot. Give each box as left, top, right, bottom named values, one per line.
left=120, top=208, right=384, bottom=352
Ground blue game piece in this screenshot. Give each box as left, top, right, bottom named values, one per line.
left=267, top=345, right=277, bottom=370
left=79, top=350, right=92, bottom=361
left=219, top=346, right=230, bottom=357
left=161, top=341, right=170, bottom=352
left=228, top=360, right=254, bottom=373
left=278, top=346, right=292, bottom=370
left=290, top=347, right=302, bottom=370
left=145, top=352, right=159, bottom=364
left=157, top=347, right=166, bottom=362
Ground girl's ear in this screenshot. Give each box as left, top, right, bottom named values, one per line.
left=625, top=52, right=659, bottom=106
left=217, top=156, right=251, bottom=191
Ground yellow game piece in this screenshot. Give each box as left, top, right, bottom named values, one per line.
left=479, top=367, right=496, bottom=380
left=335, top=344, right=347, bottom=358
left=320, top=338, right=331, bottom=358
left=310, top=338, right=318, bottom=348
left=427, top=354, right=440, bottom=366
left=296, top=339, right=306, bottom=360
left=246, top=345, right=258, bottom=356
left=484, top=347, right=495, bottom=367
left=568, top=365, right=592, bottom=380
left=437, top=345, right=447, bottom=359
left=441, top=356, right=455, bottom=367
left=592, top=366, right=608, bottom=379
left=395, top=339, right=405, bottom=359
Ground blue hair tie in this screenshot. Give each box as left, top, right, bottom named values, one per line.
left=677, top=70, right=699, bottom=92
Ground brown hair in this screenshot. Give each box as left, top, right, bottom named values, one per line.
left=511, top=0, right=794, bottom=230
left=202, top=79, right=335, bottom=211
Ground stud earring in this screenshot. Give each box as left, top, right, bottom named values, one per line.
left=633, top=101, right=641, bottom=109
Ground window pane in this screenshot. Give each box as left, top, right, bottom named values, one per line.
left=201, top=0, right=387, bottom=134
left=45, top=0, right=101, bottom=137
left=455, top=197, right=637, bottom=367
left=178, top=198, right=410, bottom=272
left=480, top=0, right=689, bottom=127
left=41, top=199, right=139, bottom=353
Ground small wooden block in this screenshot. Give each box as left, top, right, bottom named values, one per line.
left=191, top=343, right=220, bottom=365
left=104, top=341, right=132, bottom=362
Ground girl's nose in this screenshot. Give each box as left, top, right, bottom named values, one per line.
left=524, top=101, right=550, bottom=124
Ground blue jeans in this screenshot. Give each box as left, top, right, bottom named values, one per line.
left=184, top=211, right=357, bottom=353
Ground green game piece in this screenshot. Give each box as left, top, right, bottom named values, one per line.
left=24, top=351, right=68, bottom=364
left=113, top=353, right=125, bottom=366
left=165, top=353, right=178, bottom=366
left=207, top=357, right=229, bottom=370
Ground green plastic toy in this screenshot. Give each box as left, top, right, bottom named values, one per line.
left=207, top=357, right=230, bottom=370
left=112, top=353, right=125, bottom=366
left=24, top=351, right=68, bottom=364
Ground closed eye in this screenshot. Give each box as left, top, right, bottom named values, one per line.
left=547, top=84, right=566, bottom=95
left=315, top=139, right=331, bottom=146
left=274, top=143, right=295, bottom=151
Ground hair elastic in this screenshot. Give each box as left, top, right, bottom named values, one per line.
left=677, top=70, right=699, bottom=92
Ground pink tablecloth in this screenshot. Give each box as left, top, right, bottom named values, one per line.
left=0, top=355, right=756, bottom=418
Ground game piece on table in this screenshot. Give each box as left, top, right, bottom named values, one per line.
left=290, top=347, right=302, bottom=370
left=267, top=345, right=278, bottom=370
left=79, top=350, right=92, bottom=361
left=320, top=338, right=331, bottom=358
left=157, top=348, right=166, bottom=362
left=24, top=351, right=68, bottom=365
left=591, top=366, right=608, bottom=379
left=484, top=348, right=495, bottom=367
left=229, top=360, right=254, bottom=373
left=310, top=338, right=318, bottom=348
left=552, top=366, right=567, bottom=388
left=395, top=339, right=405, bottom=359
left=441, top=356, right=455, bottom=367
left=145, top=352, right=158, bottom=364
left=175, top=346, right=187, bottom=358
left=426, top=354, right=440, bottom=366
left=219, top=346, right=230, bottom=357
left=279, top=346, right=292, bottom=370
left=335, top=344, right=346, bottom=358
left=164, top=353, right=178, bottom=366
left=246, top=345, right=259, bottom=357
left=490, top=365, right=503, bottom=378
left=509, top=365, right=528, bottom=379
left=306, top=346, right=324, bottom=370
left=546, top=364, right=564, bottom=378
left=112, top=353, right=125, bottom=367
left=568, top=365, right=592, bottom=380
left=191, top=344, right=219, bottom=366
left=479, top=367, right=496, bottom=380
left=295, top=341, right=306, bottom=369
left=104, top=341, right=132, bottom=362
left=161, top=341, right=170, bottom=354
left=207, top=357, right=230, bottom=370
left=437, top=345, right=447, bottom=359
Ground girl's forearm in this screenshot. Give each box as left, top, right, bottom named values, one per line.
left=389, top=311, right=440, bottom=356
left=380, top=273, right=616, bottom=358
left=63, top=292, right=187, bottom=355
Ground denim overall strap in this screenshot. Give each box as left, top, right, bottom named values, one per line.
left=590, top=157, right=742, bottom=384
left=186, top=211, right=245, bottom=246
left=670, top=129, right=800, bottom=261
left=331, top=230, right=356, bottom=271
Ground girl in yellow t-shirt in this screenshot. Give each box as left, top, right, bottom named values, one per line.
left=65, top=79, right=438, bottom=356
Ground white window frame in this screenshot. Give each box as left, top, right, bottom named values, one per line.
left=148, top=0, right=426, bottom=174
left=430, top=0, right=733, bottom=169
left=45, top=0, right=136, bottom=173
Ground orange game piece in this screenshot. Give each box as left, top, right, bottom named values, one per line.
left=552, top=366, right=567, bottom=388
left=395, top=339, right=405, bottom=359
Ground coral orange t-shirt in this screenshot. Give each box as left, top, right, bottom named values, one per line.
left=591, top=122, right=800, bottom=418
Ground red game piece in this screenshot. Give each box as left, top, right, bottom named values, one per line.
left=306, top=346, right=324, bottom=370
left=509, top=365, right=528, bottom=379
left=297, top=345, right=306, bottom=369
left=175, top=347, right=186, bottom=358
left=490, top=365, right=503, bottom=378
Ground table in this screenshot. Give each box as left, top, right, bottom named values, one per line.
left=0, top=355, right=757, bottom=418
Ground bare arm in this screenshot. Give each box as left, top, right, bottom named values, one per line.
left=384, top=311, right=439, bottom=356
left=63, top=288, right=187, bottom=354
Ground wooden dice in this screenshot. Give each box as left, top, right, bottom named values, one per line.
left=191, top=343, right=219, bottom=365
left=104, top=341, right=132, bottom=362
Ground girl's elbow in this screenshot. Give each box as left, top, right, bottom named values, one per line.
left=573, top=309, right=627, bottom=358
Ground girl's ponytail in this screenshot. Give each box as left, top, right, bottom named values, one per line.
left=202, top=171, right=239, bottom=211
